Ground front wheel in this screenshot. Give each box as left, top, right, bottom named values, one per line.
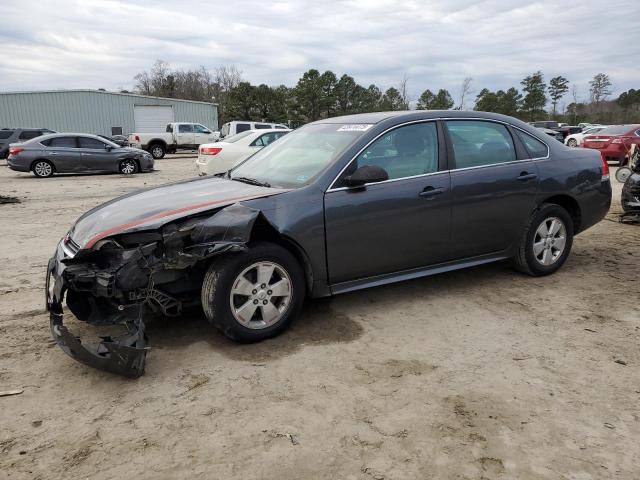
left=512, top=204, right=574, bottom=276
left=567, top=138, right=578, bottom=147
left=201, top=242, right=305, bottom=342
left=119, top=159, right=138, bottom=174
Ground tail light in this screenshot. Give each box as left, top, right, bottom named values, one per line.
left=600, top=153, right=609, bottom=181
left=9, top=147, right=24, bottom=156
left=200, top=147, right=222, bottom=156
left=611, top=138, right=623, bottom=144
left=134, top=135, right=140, bottom=142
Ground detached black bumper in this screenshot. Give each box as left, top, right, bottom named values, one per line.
left=46, top=252, right=149, bottom=378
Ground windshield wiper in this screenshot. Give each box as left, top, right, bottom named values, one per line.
left=232, top=176, right=271, bottom=188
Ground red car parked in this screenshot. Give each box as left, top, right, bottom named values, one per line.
left=582, top=124, right=640, bottom=164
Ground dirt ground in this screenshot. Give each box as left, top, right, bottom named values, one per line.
left=0, top=155, right=638, bottom=480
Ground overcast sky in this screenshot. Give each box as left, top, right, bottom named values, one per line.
left=1, top=0, right=638, bottom=106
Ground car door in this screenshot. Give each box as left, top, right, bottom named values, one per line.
left=324, top=121, right=452, bottom=285
left=77, top=136, right=114, bottom=172
left=175, top=124, right=195, bottom=147
left=45, top=136, right=82, bottom=172
left=193, top=124, right=215, bottom=145
left=445, top=120, right=540, bottom=259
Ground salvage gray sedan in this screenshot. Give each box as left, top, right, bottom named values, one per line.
left=46, top=111, right=612, bottom=377
left=7, top=133, right=154, bottom=177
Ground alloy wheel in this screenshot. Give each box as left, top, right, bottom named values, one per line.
left=152, top=146, right=163, bottom=158
left=34, top=161, right=52, bottom=177
left=533, top=217, right=567, bottom=266
left=120, top=160, right=136, bottom=174
left=567, top=139, right=577, bottom=147
left=229, top=261, right=292, bottom=329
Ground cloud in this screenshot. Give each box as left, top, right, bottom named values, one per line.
left=0, top=0, right=637, bottom=105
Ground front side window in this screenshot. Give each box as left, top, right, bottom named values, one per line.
left=47, top=136, right=78, bottom=148
left=78, top=137, right=108, bottom=149
left=254, top=124, right=271, bottom=129
left=193, top=124, right=211, bottom=134
left=236, top=123, right=251, bottom=133
left=231, top=123, right=369, bottom=188
left=514, top=130, right=549, bottom=158
left=339, top=122, right=439, bottom=184
left=446, top=121, right=516, bottom=169
left=178, top=124, right=193, bottom=133
left=166, top=124, right=173, bottom=133
left=0, top=130, right=14, bottom=139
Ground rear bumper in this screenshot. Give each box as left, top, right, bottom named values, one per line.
left=7, top=157, right=30, bottom=172
left=46, top=243, right=148, bottom=378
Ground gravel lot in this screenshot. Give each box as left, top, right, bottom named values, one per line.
left=1, top=155, right=638, bottom=479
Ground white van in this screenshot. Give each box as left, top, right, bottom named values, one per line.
left=219, top=121, right=289, bottom=138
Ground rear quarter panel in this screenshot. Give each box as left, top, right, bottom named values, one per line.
left=536, top=146, right=611, bottom=233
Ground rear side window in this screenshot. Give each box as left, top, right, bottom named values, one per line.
left=251, top=132, right=285, bottom=147
left=275, top=125, right=287, bottom=129
left=514, top=130, right=549, bottom=158
left=236, top=123, right=251, bottom=133
left=19, top=130, right=44, bottom=140
left=47, top=136, right=78, bottom=148
left=178, top=124, right=193, bottom=133
left=446, top=121, right=516, bottom=169
left=0, top=130, right=14, bottom=139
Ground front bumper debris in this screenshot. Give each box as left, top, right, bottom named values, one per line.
left=46, top=256, right=149, bottom=378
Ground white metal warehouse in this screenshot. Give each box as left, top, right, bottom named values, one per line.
left=0, top=89, right=218, bottom=136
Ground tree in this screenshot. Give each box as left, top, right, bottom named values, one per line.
left=432, top=89, right=454, bottom=109
left=416, top=89, right=436, bottom=110
left=500, top=88, right=523, bottom=117
left=398, top=74, right=410, bottom=108
left=253, top=84, right=273, bottom=121
left=548, top=76, right=569, bottom=118
left=589, top=73, right=612, bottom=103
left=520, top=71, right=547, bottom=120
left=319, top=70, right=338, bottom=117
left=295, top=69, right=324, bottom=121
left=228, top=82, right=256, bottom=120
left=379, top=87, right=407, bottom=110
left=457, top=77, right=473, bottom=110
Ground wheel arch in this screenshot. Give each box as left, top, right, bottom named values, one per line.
left=148, top=138, right=167, bottom=148
left=249, top=217, right=314, bottom=295
left=536, top=194, right=581, bottom=233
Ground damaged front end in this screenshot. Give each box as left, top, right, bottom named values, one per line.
left=46, top=203, right=261, bottom=377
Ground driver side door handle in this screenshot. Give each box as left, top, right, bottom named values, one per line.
left=517, top=172, right=538, bottom=181
left=419, top=186, right=445, bottom=198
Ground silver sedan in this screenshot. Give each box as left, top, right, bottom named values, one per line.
left=7, top=133, right=154, bottom=178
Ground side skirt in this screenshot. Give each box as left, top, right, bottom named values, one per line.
left=329, top=252, right=510, bottom=296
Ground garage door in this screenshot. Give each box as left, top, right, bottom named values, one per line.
left=134, top=105, right=174, bottom=133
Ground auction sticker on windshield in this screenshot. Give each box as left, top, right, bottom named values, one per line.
left=337, top=124, right=373, bottom=132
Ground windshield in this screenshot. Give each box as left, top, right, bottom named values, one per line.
left=230, top=123, right=371, bottom=188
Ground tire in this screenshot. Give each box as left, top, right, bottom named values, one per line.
left=119, top=159, right=138, bottom=174
left=201, top=242, right=305, bottom=343
left=512, top=203, right=574, bottom=276
left=32, top=160, right=54, bottom=178
left=149, top=143, right=165, bottom=159
left=616, top=166, right=633, bottom=183
left=567, top=138, right=578, bottom=147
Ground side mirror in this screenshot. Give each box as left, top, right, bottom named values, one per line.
left=105, top=145, right=113, bottom=151
left=345, top=165, right=389, bottom=187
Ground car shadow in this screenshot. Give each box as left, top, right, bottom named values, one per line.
left=146, top=297, right=364, bottom=362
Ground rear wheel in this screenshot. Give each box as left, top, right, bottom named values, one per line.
left=567, top=138, right=578, bottom=147
left=119, top=159, right=138, bottom=174
left=512, top=204, right=574, bottom=276
left=616, top=166, right=633, bottom=183
left=32, top=160, right=54, bottom=178
left=149, top=143, right=165, bottom=159
left=201, top=242, right=305, bottom=343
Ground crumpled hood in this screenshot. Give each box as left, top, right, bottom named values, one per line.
left=70, top=176, right=286, bottom=249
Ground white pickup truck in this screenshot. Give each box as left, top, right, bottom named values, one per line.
left=128, top=122, right=219, bottom=159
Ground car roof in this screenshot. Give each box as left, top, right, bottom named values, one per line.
left=313, top=110, right=530, bottom=125
left=21, top=132, right=106, bottom=144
